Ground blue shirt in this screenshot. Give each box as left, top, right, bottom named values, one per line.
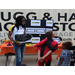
left=58, top=49, right=72, bottom=66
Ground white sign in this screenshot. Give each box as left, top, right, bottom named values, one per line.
left=46, top=20, right=53, bottom=27
left=46, top=28, right=53, bottom=32
left=53, top=38, right=60, bottom=44
left=31, top=20, right=41, bottom=26
left=26, top=28, right=45, bottom=34
left=36, top=28, right=45, bottom=34
left=31, top=37, right=40, bottom=43
left=26, top=27, right=53, bottom=35
left=26, top=28, right=35, bottom=34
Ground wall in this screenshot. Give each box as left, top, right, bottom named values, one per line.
left=0, top=9, right=75, bottom=44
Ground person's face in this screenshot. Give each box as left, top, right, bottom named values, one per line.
left=53, top=32, right=55, bottom=38
left=22, top=18, right=25, bottom=24
left=51, top=32, right=55, bottom=39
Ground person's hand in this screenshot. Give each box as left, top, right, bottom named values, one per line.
left=15, top=42, right=21, bottom=45
left=38, top=57, right=44, bottom=62
left=40, top=57, right=44, bottom=62
left=13, top=41, right=21, bottom=45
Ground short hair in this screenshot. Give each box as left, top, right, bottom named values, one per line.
left=62, top=41, right=73, bottom=50
left=45, top=31, right=53, bottom=38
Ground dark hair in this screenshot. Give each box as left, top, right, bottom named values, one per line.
left=15, top=16, right=25, bottom=29
left=62, top=41, right=72, bottom=50
left=45, top=31, right=53, bottom=38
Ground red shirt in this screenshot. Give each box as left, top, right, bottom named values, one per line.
left=36, top=40, right=58, bottom=63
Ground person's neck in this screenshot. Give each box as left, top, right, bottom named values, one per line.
left=48, top=37, right=52, bottom=40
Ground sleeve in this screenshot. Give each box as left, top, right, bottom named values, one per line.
left=8, top=25, right=15, bottom=31
left=34, top=38, right=47, bottom=47
left=36, top=46, right=41, bottom=52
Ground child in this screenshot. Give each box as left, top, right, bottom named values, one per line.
left=34, top=31, right=58, bottom=66
left=58, top=41, right=73, bottom=66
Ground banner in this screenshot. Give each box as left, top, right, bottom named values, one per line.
left=0, top=9, right=75, bottom=44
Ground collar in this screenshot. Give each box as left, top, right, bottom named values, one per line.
left=47, top=38, right=53, bottom=41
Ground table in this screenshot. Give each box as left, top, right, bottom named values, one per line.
left=0, top=42, right=37, bottom=66
left=0, top=42, right=37, bottom=55
left=0, top=42, right=63, bottom=66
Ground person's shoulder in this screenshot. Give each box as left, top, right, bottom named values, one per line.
left=61, top=50, right=66, bottom=54
left=8, top=24, right=15, bottom=31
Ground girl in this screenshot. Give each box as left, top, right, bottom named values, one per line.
left=8, top=16, right=26, bottom=66
left=34, top=31, right=58, bottom=66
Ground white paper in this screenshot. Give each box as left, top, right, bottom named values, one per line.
left=36, top=28, right=45, bottom=34
left=26, top=28, right=45, bottom=34
left=27, top=29, right=35, bottom=32
left=46, top=28, right=53, bottom=32
left=46, top=20, right=53, bottom=27
left=31, top=20, right=41, bottom=26
left=26, top=28, right=36, bottom=34
left=31, top=37, right=40, bottom=43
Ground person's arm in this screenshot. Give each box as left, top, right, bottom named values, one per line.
left=38, top=50, right=43, bottom=62
left=41, top=42, right=58, bottom=59
left=59, top=58, right=64, bottom=66
left=46, top=41, right=58, bottom=52
left=59, top=50, right=65, bottom=66
left=24, top=28, right=26, bottom=34
left=37, top=46, right=42, bottom=62
left=42, top=44, right=58, bottom=59
left=38, top=50, right=41, bottom=60
left=8, top=31, right=15, bottom=42
left=41, top=50, right=52, bottom=59
left=8, top=31, right=20, bottom=45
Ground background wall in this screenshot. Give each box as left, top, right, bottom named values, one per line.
left=0, top=9, right=75, bottom=44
